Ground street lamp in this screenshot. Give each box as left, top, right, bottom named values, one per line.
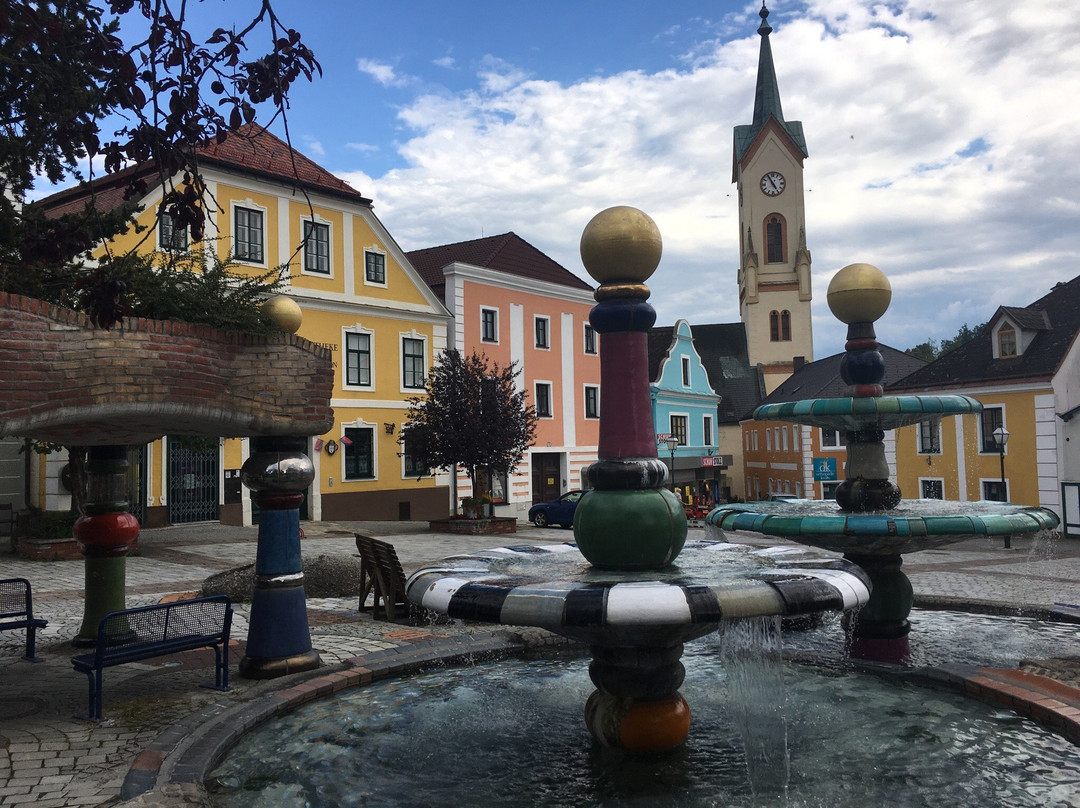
left=992, top=425, right=1011, bottom=548
left=665, top=435, right=679, bottom=493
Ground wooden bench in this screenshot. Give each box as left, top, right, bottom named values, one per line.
left=0, top=577, right=49, bottom=661
left=71, top=595, right=232, bottom=721
left=355, top=534, right=419, bottom=624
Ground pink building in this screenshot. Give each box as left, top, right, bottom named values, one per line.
left=407, top=233, right=599, bottom=519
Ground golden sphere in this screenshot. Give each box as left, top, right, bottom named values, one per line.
left=262, top=295, right=303, bottom=333
left=580, top=206, right=663, bottom=284
left=827, top=263, right=892, bottom=324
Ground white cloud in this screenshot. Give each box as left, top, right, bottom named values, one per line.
left=433, top=56, right=456, bottom=70
left=346, top=142, right=379, bottom=153
left=356, top=58, right=411, bottom=88
left=350, top=0, right=1080, bottom=358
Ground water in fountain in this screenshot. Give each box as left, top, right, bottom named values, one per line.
left=208, top=635, right=1080, bottom=808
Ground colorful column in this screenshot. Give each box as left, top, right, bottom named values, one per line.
left=827, top=263, right=910, bottom=661
left=73, top=445, right=140, bottom=646
left=239, top=435, right=320, bottom=678
left=573, top=206, right=688, bottom=571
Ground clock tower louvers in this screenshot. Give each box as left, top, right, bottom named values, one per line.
left=733, top=2, right=813, bottom=393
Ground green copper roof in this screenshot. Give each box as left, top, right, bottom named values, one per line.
left=734, top=3, right=808, bottom=162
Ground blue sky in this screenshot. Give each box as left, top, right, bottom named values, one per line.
left=73, top=1, right=1080, bottom=357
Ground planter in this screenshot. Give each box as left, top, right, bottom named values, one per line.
left=428, top=517, right=518, bottom=535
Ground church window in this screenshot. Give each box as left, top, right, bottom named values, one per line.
left=781, top=310, right=791, bottom=341
left=765, top=215, right=785, bottom=263
left=770, top=310, right=780, bottom=341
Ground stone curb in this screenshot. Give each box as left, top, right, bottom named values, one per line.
left=119, top=629, right=582, bottom=806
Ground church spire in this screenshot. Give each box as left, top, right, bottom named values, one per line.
left=751, top=3, right=784, bottom=127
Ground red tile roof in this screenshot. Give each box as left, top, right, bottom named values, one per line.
left=406, top=232, right=593, bottom=297
left=34, top=125, right=369, bottom=216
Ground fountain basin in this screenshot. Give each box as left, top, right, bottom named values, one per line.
left=706, top=499, right=1060, bottom=556
left=406, top=539, right=871, bottom=646
left=753, top=393, right=981, bottom=432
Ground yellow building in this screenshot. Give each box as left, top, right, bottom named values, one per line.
left=891, top=281, right=1080, bottom=532
left=36, top=126, right=452, bottom=526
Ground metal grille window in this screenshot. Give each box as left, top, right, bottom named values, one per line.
left=919, top=420, right=942, bottom=454
left=303, top=221, right=330, bottom=274
left=584, top=385, right=599, bottom=419
left=345, top=332, right=372, bottom=387
left=535, top=383, right=552, bottom=418
left=670, top=415, right=688, bottom=446
left=365, top=251, right=386, bottom=283
left=481, top=309, right=498, bottom=342
left=234, top=207, right=264, bottom=263
left=921, top=479, right=944, bottom=499
left=343, top=428, right=374, bottom=480
left=402, top=338, right=425, bottom=389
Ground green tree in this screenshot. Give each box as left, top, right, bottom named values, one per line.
left=1, top=0, right=319, bottom=316
left=905, top=322, right=986, bottom=362
left=402, top=350, right=538, bottom=504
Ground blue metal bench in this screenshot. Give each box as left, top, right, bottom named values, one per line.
left=0, top=577, right=49, bottom=660
left=71, top=595, right=232, bottom=721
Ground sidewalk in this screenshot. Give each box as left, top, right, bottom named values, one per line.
left=2, top=521, right=1079, bottom=808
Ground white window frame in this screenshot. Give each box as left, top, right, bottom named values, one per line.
left=670, top=413, right=689, bottom=445
left=981, top=477, right=1009, bottom=502
left=301, top=216, right=333, bottom=277
left=919, top=478, right=945, bottom=499
left=584, top=323, right=597, bottom=355
left=232, top=201, right=267, bottom=266
left=158, top=210, right=189, bottom=253
left=584, top=384, right=600, bottom=419
left=400, top=330, right=427, bottom=393
left=363, top=248, right=387, bottom=287
left=342, top=420, right=377, bottom=481
left=480, top=307, right=499, bottom=344
left=343, top=323, right=375, bottom=391
left=918, top=420, right=942, bottom=455
left=978, top=406, right=1006, bottom=455
left=822, top=481, right=841, bottom=500
left=703, top=415, right=713, bottom=447
left=535, top=381, right=554, bottom=418
left=766, top=429, right=772, bottom=451
left=820, top=427, right=845, bottom=450
left=681, top=356, right=691, bottom=387
left=534, top=316, right=551, bottom=350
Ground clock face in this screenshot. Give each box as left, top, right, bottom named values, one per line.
left=760, top=171, right=786, bottom=196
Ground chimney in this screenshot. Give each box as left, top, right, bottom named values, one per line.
left=793, top=356, right=806, bottom=372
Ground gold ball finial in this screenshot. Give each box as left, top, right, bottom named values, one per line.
left=580, top=206, right=662, bottom=285
left=262, top=295, right=303, bottom=333
left=827, top=263, right=891, bottom=324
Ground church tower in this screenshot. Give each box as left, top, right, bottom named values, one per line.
left=733, top=3, right=813, bottom=393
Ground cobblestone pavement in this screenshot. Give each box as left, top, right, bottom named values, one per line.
left=2, top=521, right=1079, bottom=807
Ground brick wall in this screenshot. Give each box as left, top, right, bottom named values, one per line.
left=0, top=293, right=334, bottom=445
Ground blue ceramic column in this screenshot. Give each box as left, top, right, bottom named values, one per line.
left=239, top=435, right=320, bottom=678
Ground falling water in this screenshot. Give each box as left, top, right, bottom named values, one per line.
left=718, top=616, right=790, bottom=804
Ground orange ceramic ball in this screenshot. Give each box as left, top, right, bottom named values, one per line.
left=617, top=694, right=691, bottom=752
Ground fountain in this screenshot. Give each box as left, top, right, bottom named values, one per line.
left=406, top=207, right=872, bottom=752
left=706, top=262, right=1060, bottom=661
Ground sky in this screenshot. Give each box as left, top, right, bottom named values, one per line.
left=59, top=0, right=1080, bottom=358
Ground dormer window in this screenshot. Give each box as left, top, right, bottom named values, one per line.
left=998, top=326, right=1017, bottom=358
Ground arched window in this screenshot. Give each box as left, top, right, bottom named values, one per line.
left=770, top=310, right=780, bottom=341
left=765, top=215, right=785, bottom=263
left=781, top=310, right=791, bottom=341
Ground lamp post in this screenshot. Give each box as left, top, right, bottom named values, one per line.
left=665, top=435, right=679, bottom=493
left=992, top=424, right=1011, bottom=548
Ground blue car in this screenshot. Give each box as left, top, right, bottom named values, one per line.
left=528, top=490, right=586, bottom=528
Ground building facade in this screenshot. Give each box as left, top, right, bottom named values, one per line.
left=890, top=277, right=1080, bottom=531
left=406, top=233, right=600, bottom=518
left=34, top=126, right=453, bottom=526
